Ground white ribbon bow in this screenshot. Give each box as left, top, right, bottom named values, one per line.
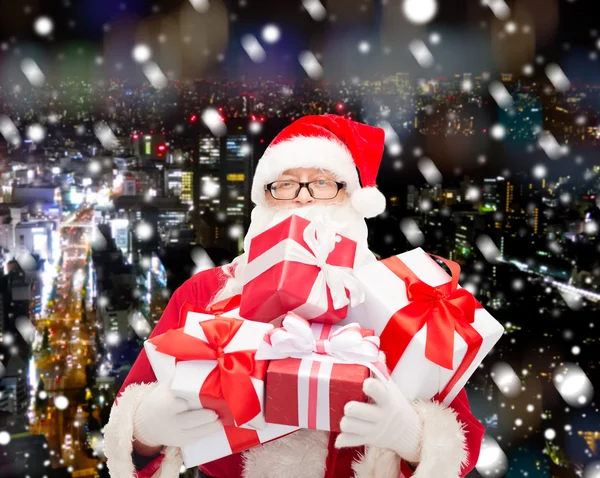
left=301, top=218, right=365, bottom=310
left=255, top=313, right=388, bottom=383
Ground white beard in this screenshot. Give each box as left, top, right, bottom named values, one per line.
left=210, top=201, right=376, bottom=305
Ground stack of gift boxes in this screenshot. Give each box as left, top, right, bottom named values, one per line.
left=144, top=215, right=505, bottom=468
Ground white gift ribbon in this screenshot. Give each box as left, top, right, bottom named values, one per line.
left=255, top=312, right=389, bottom=380
left=243, top=217, right=365, bottom=313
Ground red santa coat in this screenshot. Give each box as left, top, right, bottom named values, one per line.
left=103, top=266, right=485, bottom=478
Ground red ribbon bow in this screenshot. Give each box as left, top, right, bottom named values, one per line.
left=150, top=308, right=266, bottom=427
left=178, top=296, right=242, bottom=328
left=380, top=255, right=483, bottom=402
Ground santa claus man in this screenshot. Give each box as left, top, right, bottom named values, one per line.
left=103, top=114, right=485, bottom=478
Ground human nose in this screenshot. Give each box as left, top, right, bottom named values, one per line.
left=293, top=184, right=315, bottom=205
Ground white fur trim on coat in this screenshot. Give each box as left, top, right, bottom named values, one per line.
left=103, top=382, right=183, bottom=478
left=410, top=399, right=468, bottom=478
left=251, top=135, right=362, bottom=208
left=352, top=446, right=401, bottom=478
left=242, top=429, right=329, bottom=478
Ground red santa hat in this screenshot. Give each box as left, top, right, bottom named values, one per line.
left=251, top=114, right=386, bottom=218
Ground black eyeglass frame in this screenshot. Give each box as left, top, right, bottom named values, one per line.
left=264, top=180, right=347, bottom=200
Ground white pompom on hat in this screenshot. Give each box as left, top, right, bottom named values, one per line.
left=251, top=114, right=386, bottom=218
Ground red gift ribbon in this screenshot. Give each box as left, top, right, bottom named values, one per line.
left=379, top=255, right=484, bottom=402
left=149, top=316, right=267, bottom=427
left=223, top=426, right=262, bottom=454
left=178, top=296, right=242, bottom=328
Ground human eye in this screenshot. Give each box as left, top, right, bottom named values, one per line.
left=314, top=180, right=332, bottom=188
left=275, top=181, right=296, bottom=189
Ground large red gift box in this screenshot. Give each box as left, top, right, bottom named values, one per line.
left=239, top=214, right=364, bottom=324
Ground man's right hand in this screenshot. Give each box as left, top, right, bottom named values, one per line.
left=133, top=380, right=222, bottom=453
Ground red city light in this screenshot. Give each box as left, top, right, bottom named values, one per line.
left=133, top=134, right=139, bottom=140
left=157, top=144, right=167, bottom=152
left=190, top=114, right=198, bottom=123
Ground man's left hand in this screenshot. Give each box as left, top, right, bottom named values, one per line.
left=335, top=377, right=423, bottom=463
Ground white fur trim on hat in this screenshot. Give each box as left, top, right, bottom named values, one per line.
left=103, top=382, right=183, bottom=478
left=350, top=186, right=386, bottom=218
left=251, top=135, right=362, bottom=207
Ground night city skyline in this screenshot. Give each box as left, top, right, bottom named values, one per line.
left=1, top=1, right=600, bottom=477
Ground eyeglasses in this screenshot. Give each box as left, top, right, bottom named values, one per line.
left=265, top=180, right=346, bottom=200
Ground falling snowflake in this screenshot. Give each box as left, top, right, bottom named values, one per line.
left=54, top=395, right=69, bottom=410
left=248, top=121, right=262, bottom=134
left=94, top=122, right=119, bottom=150
left=475, top=435, right=507, bottom=477
left=228, top=224, right=244, bottom=240
left=489, top=81, right=513, bottom=108
left=135, top=222, right=154, bottom=241
left=584, top=221, right=598, bottom=235
left=202, top=108, right=227, bottom=136
left=241, top=34, right=266, bottom=63
left=489, top=124, right=506, bottom=140
left=191, top=248, right=215, bottom=275
left=491, top=362, right=522, bottom=397
left=0, top=431, right=10, bottom=446
left=142, top=62, right=168, bottom=89
left=559, top=192, right=571, bottom=204
left=34, top=16, right=54, bottom=36
left=409, top=40, right=434, bottom=68
left=553, top=363, right=594, bottom=407
left=571, top=345, right=581, bottom=355
left=202, top=179, right=220, bottom=198
left=466, top=186, right=481, bottom=201
left=504, top=21, right=517, bottom=34
left=298, top=51, right=323, bottom=80
left=485, top=0, right=510, bottom=20
left=26, top=123, right=46, bottom=143
left=378, top=120, right=402, bottom=156
left=15, top=317, right=35, bottom=344
left=511, top=278, right=524, bottom=291
left=429, top=32, right=441, bottom=44
left=132, top=44, right=152, bottom=63
left=399, top=218, right=425, bottom=246
left=189, top=0, right=210, bottom=13
left=402, top=0, right=438, bottom=24
left=0, top=115, right=21, bottom=146
left=106, top=331, right=120, bottom=346
left=476, top=235, right=501, bottom=262
left=262, top=24, right=281, bottom=44
left=532, top=164, right=547, bottom=179
left=522, top=64, right=534, bottom=76
left=545, top=63, right=570, bottom=91
left=302, top=0, right=327, bottom=21
left=538, top=132, right=562, bottom=159
left=417, top=157, right=442, bottom=185
left=358, top=41, right=371, bottom=54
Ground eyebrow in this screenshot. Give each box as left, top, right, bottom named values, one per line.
left=278, top=172, right=335, bottom=181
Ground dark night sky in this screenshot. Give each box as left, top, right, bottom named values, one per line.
left=1, top=0, right=600, bottom=82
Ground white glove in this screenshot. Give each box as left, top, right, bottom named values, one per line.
left=335, top=377, right=423, bottom=463
left=133, top=380, right=222, bottom=449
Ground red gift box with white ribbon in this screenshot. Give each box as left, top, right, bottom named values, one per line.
left=240, top=214, right=364, bottom=324
left=255, top=312, right=388, bottom=432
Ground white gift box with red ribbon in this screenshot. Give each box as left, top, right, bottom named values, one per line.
left=341, top=248, right=504, bottom=405
left=144, top=304, right=298, bottom=468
